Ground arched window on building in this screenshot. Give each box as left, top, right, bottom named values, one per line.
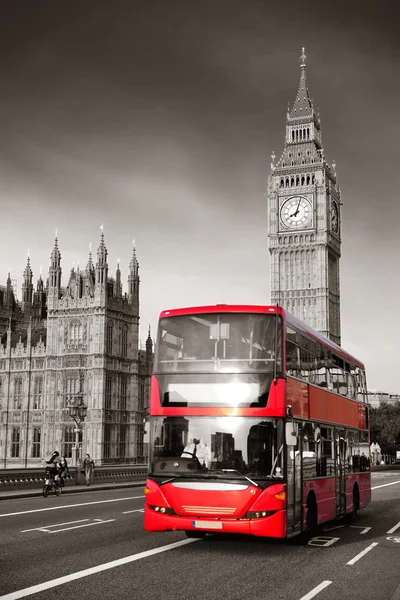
left=63, top=426, right=77, bottom=459
left=14, top=377, right=22, bottom=410
left=11, top=427, right=20, bottom=457
left=104, top=424, right=111, bottom=459
left=70, top=320, right=83, bottom=344
left=312, top=174, right=315, bottom=184
left=34, top=377, right=43, bottom=409
left=280, top=178, right=284, bottom=188
left=306, top=175, right=310, bottom=185
left=32, top=427, right=41, bottom=458
left=121, top=375, right=128, bottom=411
left=106, top=320, right=113, bottom=355
left=121, top=326, right=128, bottom=358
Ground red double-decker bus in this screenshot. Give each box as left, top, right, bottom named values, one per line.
left=144, top=305, right=370, bottom=541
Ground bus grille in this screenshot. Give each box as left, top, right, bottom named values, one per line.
left=182, top=506, right=236, bottom=515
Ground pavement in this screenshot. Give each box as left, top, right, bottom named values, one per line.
left=0, top=479, right=147, bottom=500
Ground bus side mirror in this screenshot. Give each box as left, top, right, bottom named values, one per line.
left=286, top=422, right=298, bottom=447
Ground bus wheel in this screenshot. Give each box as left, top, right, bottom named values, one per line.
left=185, top=531, right=206, bottom=539
left=297, top=496, right=318, bottom=544
left=345, top=486, right=359, bottom=524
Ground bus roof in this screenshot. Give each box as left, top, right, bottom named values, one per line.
left=158, top=304, right=365, bottom=370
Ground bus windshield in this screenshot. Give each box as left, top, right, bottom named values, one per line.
left=155, top=312, right=282, bottom=374
left=149, top=416, right=284, bottom=482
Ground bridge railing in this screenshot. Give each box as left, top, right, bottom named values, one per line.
left=0, top=465, right=148, bottom=490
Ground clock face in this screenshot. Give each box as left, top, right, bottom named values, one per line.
left=280, top=196, right=313, bottom=229
left=331, top=201, right=339, bottom=234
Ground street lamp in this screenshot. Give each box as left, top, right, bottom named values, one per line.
left=67, top=395, right=87, bottom=468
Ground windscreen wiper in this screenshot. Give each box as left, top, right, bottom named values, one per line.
left=204, top=469, right=260, bottom=487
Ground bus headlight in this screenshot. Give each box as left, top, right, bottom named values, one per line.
left=149, top=505, right=176, bottom=515
left=245, top=510, right=276, bottom=519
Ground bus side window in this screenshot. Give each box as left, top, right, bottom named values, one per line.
left=302, top=422, right=317, bottom=478
left=355, top=368, right=365, bottom=402
left=361, top=370, right=367, bottom=403
left=286, top=336, right=300, bottom=378
left=314, top=343, right=328, bottom=388
left=320, top=426, right=334, bottom=476
left=359, top=430, right=370, bottom=470
left=330, top=354, right=348, bottom=396
left=299, top=335, right=316, bottom=384
left=347, top=364, right=357, bottom=400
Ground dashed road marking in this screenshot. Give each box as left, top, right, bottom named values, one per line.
left=122, top=508, right=144, bottom=514
left=299, top=581, right=332, bottom=600
left=21, top=519, right=115, bottom=534
left=346, top=542, right=378, bottom=565
left=350, top=526, right=371, bottom=534
left=0, top=538, right=200, bottom=599
left=387, top=521, right=400, bottom=535
left=22, top=519, right=89, bottom=533
left=371, top=480, right=400, bottom=491
left=50, top=519, right=115, bottom=533
left=0, top=495, right=144, bottom=518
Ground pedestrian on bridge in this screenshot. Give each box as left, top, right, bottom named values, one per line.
left=82, top=454, right=95, bottom=486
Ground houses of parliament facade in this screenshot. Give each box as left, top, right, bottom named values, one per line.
left=0, top=233, right=153, bottom=467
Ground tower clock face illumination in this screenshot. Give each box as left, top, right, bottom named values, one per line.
left=280, top=196, right=312, bottom=229
left=331, top=201, right=339, bottom=234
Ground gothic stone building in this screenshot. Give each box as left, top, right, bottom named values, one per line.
left=267, top=48, right=341, bottom=345
left=0, top=233, right=153, bottom=467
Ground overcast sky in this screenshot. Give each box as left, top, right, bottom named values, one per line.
left=0, top=0, right=399, bottom=392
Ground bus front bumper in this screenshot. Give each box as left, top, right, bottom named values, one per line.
left=144, top=507, right=286, bottom=538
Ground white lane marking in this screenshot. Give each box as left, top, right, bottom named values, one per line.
left=323, top=525, right=344, bottom=532
left=350, top=526, right=371, bottom=534
left=0, top=538, right=199, bottom=599
left=371, top=480, right=400, bottom=490
left=386, top=536, right=400, bottom=544
left=299, top=580, right=332, bottom=600
left=48, top=519, right=115, bottom=533
left=308, top=536, right=339, bottom=547
left=0, top=495, right=144, bottom=518
left=122, top=509, right=144, bottom=514
left=387, top=521, right=400, bottom=535
left=346, top=542, right=378, bottom=565
left=22, top=519, right=89, bottom=532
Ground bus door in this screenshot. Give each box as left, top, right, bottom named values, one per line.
left=285, top=422, right=302, bottom=535
left=335, top=428, right=346, bottom=515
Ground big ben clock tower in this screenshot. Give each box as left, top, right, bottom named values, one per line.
left=268, top=48, right=341, bottom=345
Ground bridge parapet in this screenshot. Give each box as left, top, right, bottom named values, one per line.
left=0, top=465, right=148, bottom=490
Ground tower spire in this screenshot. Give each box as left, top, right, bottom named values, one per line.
left=95, top=225, right=108, bottom=286
left=128, top=239, right=139, bottom=305
left=22, top=251, right=34, bottom=312
left=146, top=322, right=153, bottom=354
left=48, top=235, right=62, bottom=298
left=289, top=47, right=314, bottom=118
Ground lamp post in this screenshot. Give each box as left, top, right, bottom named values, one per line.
left=67, top=395, right=87, bottom=468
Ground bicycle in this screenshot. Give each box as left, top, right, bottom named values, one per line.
left=42, top=468, right=63, bottom=497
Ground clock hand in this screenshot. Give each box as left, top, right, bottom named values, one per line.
left=289, top=198, right=302, bottom=218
